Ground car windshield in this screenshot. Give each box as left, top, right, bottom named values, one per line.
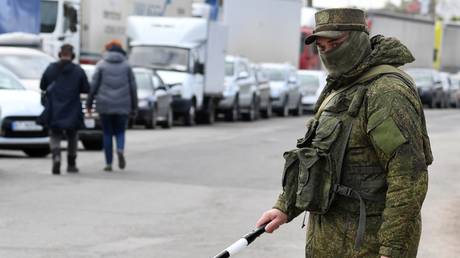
left=225, top=61, right=234, bottom=76
left=129, top=46, right=189, bottom=72
left=40, top=1, right=58, bottom=33
left=406, top=70, right=432, bottom=88
left=0, top=54, right=54, bottom=80
left=299, top=74, right=320, bottom=90
left=134, top=71, right=153, bottom=91
left=0, top=68, right=25, bottom=90
left=262, top=67, right=287, bottom=81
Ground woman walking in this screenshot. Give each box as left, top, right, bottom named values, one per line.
left=86, top=40, right=138, bottom=171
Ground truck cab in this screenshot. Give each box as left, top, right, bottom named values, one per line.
left=127, top=16, right=227, bottom=126
left=40, top=0, right=80, bottom=59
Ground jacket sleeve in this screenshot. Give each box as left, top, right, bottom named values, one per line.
left=365, top=77, right=429, bottom=257
left=86, top=66, right=102, bottom=109
left=79, top=67, right=90, bottom=94
left=128, top=67, right=138, bottom=112
left=40, top=66, right=51, bottom=91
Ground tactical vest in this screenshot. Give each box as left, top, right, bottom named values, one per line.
left=280, top=65, right=432, bottom=250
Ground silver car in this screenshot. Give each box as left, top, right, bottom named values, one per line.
left=298, top=70, right=327, bottom=111
left=259, top=63, right=302, bottom=116
left=0, top=66, right=49, bottom=157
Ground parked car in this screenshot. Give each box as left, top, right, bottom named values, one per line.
left=0, top=65, right=50, bottom=157
left=0, top=46, right=55, bottom=92
left=440, top=72, right=458, bottom=108
left=132, top=67, right=173, bottom=129
left=219, top=56, right=259, bottom=121
left=259, top=63, right=302, bottom=116
left=405, top=68, right=444, bottom=108
left=297, top=70, right=327, bottom=112
left=251, top=64, right=272, bottom=118
left=80, top=64, right=103, bottom=150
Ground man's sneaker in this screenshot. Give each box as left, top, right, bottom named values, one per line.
left=104, top=165, right=112, bottom=172
left=52, top=161, right=61, bottom=175
left=117, top=151, right=126, bottom=169
left=67, top=166, right=79, bottom=173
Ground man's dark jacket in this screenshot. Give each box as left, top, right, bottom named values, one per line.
left=40, top=60, right=90, bottom=129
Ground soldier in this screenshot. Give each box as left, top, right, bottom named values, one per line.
left=256, top=8, right=432, bottom=258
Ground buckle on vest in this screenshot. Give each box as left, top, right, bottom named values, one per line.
left=333, top=184, right=353, bottom=197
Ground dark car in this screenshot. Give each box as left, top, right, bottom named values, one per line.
left=80, top=64, right=103, bottom=150
left=405, top=68, right=445, bottom=108
left=132, top=67, right=173, bottom=129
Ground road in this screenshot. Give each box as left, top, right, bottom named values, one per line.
left=0, top=110, right=459, bottom=258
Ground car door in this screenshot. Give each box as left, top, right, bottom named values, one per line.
left=152, top=73, right=171, bottom=118
left=287, top=68, right=300, bottom=108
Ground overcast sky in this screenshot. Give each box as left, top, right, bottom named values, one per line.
left=311, top=0, right=402, bottom=9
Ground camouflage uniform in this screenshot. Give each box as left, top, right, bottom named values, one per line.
left=273, top=9, right=432, bottom=258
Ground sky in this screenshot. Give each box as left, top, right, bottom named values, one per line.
left=311, top=0, right=402, bottom=9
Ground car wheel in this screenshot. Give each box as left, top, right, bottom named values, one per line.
left=81, top=138, right=103, bottom=150
left=292, top=98, right=303, bottom=116
left=261, top=100, right=272, bottom=119
left=161, top=108, right=173, bottom=129
left=184, top=104, right=196, bottom=126
left=145, top=108, right=157, bottom=129
left=243, top=98, right=256, bottom=121
left=225, top=99, right=240, bottom=122
left=23, top=148, right=50, bottom=157
left=278, top=97, right=289, bottom=117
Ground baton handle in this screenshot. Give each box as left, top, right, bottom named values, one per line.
left=212, top=224, right=267, bottom=258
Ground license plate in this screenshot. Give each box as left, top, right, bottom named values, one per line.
left=84, top=118, right=95, bottom=129
left=11, top=121, right=43, bottom=131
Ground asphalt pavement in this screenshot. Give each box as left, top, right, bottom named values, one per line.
left=0, top=110, right=459, bottom=258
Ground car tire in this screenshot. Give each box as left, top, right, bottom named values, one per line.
left=199, top=100, right=215, bottom=125
left=184, top=104, right=196, bottom=126
left=23, top=148, right=50, bottom=157
left=292, top=98, right=303, bottom=116
left=261, top=100, right=272, bottom=119
left=81, top=138, right=103, bottom=150
left=161, top=108, right=173, bottom=129
left=225, top=99, right=240, bottom=122
left=278, top=97, right=289, bottom=117
left=145, top=109, right=157, bottom=129
left=242, top=97, right=257, bottom=121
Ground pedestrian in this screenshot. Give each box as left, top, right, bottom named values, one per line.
left=40, top=44, right=90, bottom=175
left=86, top=40, right=138, bottom=172
left=256, top=8, right=432, bottom=258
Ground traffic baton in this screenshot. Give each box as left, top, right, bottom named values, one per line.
left=212, top=224, right=267, bottom=258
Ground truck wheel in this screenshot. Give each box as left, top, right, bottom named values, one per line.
left=199, top=100, right=215, bottom=125
left=23, top=148, right=50, bottom=157
left=225, top=100, right=240, bottom=122
left=145, top=109, right=157, bottom=129
left=81, top=138, right=103, bottom=150
left=161, top=108, right=174, bottom=129
left=184, top=105, right=196, bottom=126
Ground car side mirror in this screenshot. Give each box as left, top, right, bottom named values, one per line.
left=194, top=62, right=205, bottom=75
left=155, top=85, right=168, bottom=91
left=237, top=71, right=249, bottom=80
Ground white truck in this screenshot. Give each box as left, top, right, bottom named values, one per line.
left=222, top=0, right=302, bottom=66
left=127, top=16, right=227, bottom=125
left=38, top=0, right=193, bottom=61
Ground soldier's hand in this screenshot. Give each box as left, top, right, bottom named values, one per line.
left=256, top=209, right=288, bottom=233
left=380, top=256, right=390, bottom=258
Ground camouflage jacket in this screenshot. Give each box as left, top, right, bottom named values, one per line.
left=274, top=36, right=432, bottom=258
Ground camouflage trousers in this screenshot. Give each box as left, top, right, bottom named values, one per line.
left=305, top=210, right=421, bottom=258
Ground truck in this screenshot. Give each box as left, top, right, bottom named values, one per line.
left=0, top=0, right=194, bottom=62
left=221, top=0, right=302, bottom=67
left=126, top=16, right=227, bottom=125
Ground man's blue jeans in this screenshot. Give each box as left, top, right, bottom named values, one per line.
left=100, top=114, right=128, bottom=165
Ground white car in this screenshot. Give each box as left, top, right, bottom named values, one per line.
left=0, top=46, right=55, bottom=92
left=219, top=56, right=259, bottom=121
left=0, top=66, right=50, bottom=157
left=259, top=63, right=302, bottom=116
left=298, top=70, right=327, bottom=111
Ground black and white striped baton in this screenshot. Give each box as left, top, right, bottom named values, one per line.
left=212, top=224, right=267, bottom=258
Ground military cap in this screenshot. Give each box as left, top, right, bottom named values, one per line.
left=305, top=8, right=369, bottom=45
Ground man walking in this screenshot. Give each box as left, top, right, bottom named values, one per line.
left=40, top=44, right=90, bottom=175
left=256, top=8, right=432, bottom=258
